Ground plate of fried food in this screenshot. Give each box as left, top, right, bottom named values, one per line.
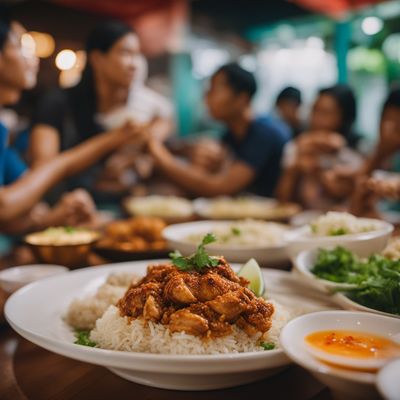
left=94, top=216, right=169, bottom=261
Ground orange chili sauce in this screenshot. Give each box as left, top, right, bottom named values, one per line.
left=305, top=330, right=400, bottom=359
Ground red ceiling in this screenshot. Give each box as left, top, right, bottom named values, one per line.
left=292, top=0, right=384, bottom=16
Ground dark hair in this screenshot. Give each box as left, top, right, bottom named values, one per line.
left=382, top=87, right=400, bottom=113
left=318, top=84, right=358, bottom=147
left=72, top=20, right=134, bottom=140
left=276, top=86, right=302, bottom=106
left=214, top=62, right=257, bottom=99
left=0, top=6, right=11, bottom=52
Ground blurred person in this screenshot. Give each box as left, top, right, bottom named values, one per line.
left=147, top=63, right=290, bottom=197
left=277, top=84, right=363, bottom=209
left=0, top=14, right=142, bottom=232
left=272, top=86, right=303, bottom=137
left=29, top=20, right=173, bottom=198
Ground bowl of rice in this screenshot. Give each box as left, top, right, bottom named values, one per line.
left=285, top=212, right=393, bottom=258
left=163, top=219, right=290, bottom=266
left=4, top=255, right=335, bottom=391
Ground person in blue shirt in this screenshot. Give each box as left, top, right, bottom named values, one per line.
left=148, top=62, right=290, bottom=197
left=0, top=12, right=143, bottom=231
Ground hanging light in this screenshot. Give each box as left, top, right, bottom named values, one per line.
left=55, top=49, right=77, bottom=70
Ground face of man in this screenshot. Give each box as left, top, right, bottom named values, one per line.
left=93, top=32, right=141, bottom=88
left=0, top=21, right=38, bottom=97
left=205, top=71, right=247, bottom=122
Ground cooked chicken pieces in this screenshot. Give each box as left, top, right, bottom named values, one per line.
left=118, top=258, right=274, bottom=338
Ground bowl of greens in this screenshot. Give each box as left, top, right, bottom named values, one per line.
left=295, top=247, right=400, bottom=318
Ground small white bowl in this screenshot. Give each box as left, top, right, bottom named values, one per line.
left=280, top=311, right=400, bottom=399
left=285, top=218, right=393, bottom=258
left=293, top=248, right=358, bottom=293
left=0, top=264, right=68, bottom=293
left=377, top=358, right=400, bottom=400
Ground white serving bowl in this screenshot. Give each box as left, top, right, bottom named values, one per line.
left=293, top=248, right=358, bottom=293
left=0, top=264, right=68, bottom=293
left=285, top=218, right=393, bottom=258
left=377, top=358, right=400, bottom=400
left=280, top=311, right=400, bottom=399
left=162, top=220, right=290, bottom=266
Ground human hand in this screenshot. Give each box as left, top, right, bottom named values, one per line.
left=189, top=139, right=224, bottom=172
left=367, top=176, right=400, bottom=200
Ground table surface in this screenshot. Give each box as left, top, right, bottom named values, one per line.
left=0, top=325, right=334, bottom=400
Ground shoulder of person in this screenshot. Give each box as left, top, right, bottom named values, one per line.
left=251, top=115, right=290, bottom=142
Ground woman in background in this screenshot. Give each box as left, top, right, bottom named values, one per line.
left=29, top=20, right=173, bottom=199
left=277, top=84, right=362, bottom=209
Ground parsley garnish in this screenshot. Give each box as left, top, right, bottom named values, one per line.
left=74, top=330, right=96, bottom=347
left=169, top=233, right=220, bottom=272
left=260, top=342, right=275, bottom=350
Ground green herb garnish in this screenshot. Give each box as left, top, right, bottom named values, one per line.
left=65, top=226, right=77, bottom=234
left=169, top=233, right=220, bottom=272
left=328, top=227, right=348, bottom=236
left=231, top=227, right=241, bottom=236
left=260, top=342, right=275, bottom=350
left=74, top=330, right=96, bottom=347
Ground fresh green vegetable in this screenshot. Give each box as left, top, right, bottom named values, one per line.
left=260, top=342, right=275, bottom=350
left=74, top=330, right=97, bottom=347
left=169, top=233, right=220, bottom=272
left=65, top=226, right=77, bottom=234
left=311, top=247, right=400, bottom=315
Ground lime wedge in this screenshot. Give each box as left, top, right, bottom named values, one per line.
left=238, top=258, right=265, bottom=297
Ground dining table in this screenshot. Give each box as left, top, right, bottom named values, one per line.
left=0, top=240, right=350, bottom=400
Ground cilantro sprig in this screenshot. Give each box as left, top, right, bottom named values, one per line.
left=169, top=233, right=220, bottom=272
left=74, top=330, right=96, bottom=347
left=260, top=342, right=275, bottom=350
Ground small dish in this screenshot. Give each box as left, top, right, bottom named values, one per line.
left=0, top=264, right=68, bottom=293
left=293, top=248, right=358, bottom=293
left=377, top=358, right=400, bottom=400
left=280, top=311, right=400, bottom=399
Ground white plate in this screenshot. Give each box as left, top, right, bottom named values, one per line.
left=280, top=311, right=400, bottom=399
left=193, top=197, right=299, bottom=221
left=377, top=358, right=400, bottom=400
left=163, top=220, right=290, bottom=266
left=5, top=261, right=337, bottom=391
left=0, top=264, right=68, bottom=293
left=293, top=249, right=358, bottom=293
left=285, top=218, right=393, bottom=258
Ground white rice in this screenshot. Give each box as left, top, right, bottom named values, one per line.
left=310, top=211, right=378, bottom=236
left=65, top=272, right=137, bottom=330
left=90, top=300, right=291, bottom=355
left=186, top=219, right=287, bottom=247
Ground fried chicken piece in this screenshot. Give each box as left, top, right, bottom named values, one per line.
left=237, top=298, right=275, bottom=336
left=119, top=281, right=161, bottom=318
left=142, top=264, right=177, bottom=284
left=207, top=290, right=249, bottom=321
left=143, top=294, right=162, bottom=322
left=164, top=273, right=198, bottom=304
left=197, top=273, right=238, bottom=301
left=169, top=308, right=209, bottom=336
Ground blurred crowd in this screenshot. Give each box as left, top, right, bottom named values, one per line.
left=1, top=12, right=400, bottom=236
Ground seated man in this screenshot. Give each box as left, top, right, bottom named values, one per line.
left=0, top=15, right=142, bottom=232
left=148, top=63, right=290, bottom=197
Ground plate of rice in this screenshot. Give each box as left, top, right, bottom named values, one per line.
left=285, top=212, right=393, bottom=258
left=163, top=220, right=290, bottom=265
left=193, top=196, right=300, bottom=221
left=5, top=252, right=336, bottom=391
left=124, top=195, right=194, bottom=222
